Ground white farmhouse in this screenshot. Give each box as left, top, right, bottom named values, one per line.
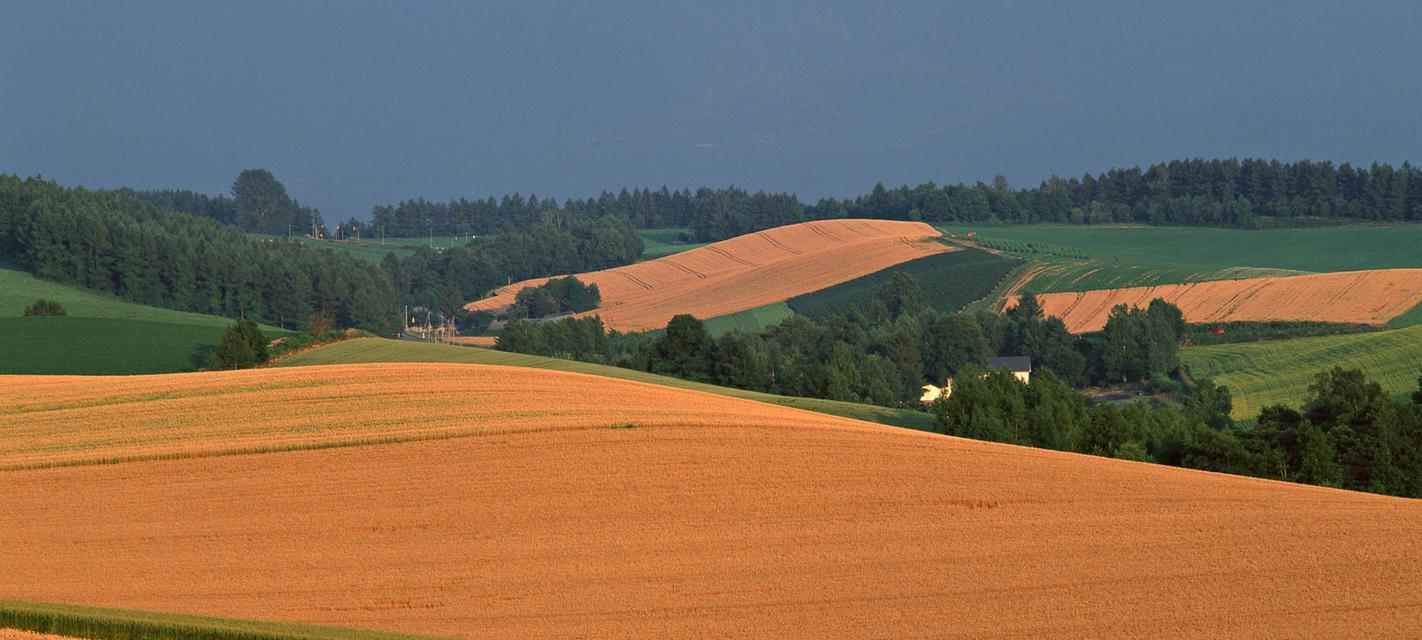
left=919, top=357, right=1032, bottom=405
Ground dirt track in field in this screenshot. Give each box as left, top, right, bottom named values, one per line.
left=3, top=363, right=1421, bottom=637
left=445, top=335, right=497, bottom=347
left=465, top=219, right=951, bottom=331
left=1026, top=268, right=1422, bottom=332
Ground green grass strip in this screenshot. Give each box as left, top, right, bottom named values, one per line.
left=0, top=600, right=448, bottom=640
left=1386, top=298, right=1422, bottom=329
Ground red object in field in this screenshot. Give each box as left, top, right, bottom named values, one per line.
left=966, top=231, right=975, bottom=238
left=1210, top=328, right=1226, bottom=334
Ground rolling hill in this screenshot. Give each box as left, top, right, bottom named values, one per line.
left=0, top=268, right=258, bottom=326
left=277, top=338, right=936, bottom=432
left=2, top=363, right=1420, bottom=638
left=0, top=268, right=291, bottom=374
left=465, top=219, right=951, bottom=332
left=1024, top=268, right=1422, bottom=333
left=1181, top=324, right=1422, bottom=419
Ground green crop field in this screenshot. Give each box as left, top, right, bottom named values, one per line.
left=786, top=248, right=1021, bottom=321
left=1181, top=324, right=1422, bottom=419
left=281, top=338, right=936, bottom=432
left=946, top=224, right=1422, bottom=293
left=952, top=224, right=1422, bottom=272
left=0, top=599, right=446, bottom=640
left=702, top=302, right=794, bottom=335
left=0, top=268, right=291, bottom=374
left=637, top=227, right=709, bottom=260
left=0, top=317, right=293, bottom=375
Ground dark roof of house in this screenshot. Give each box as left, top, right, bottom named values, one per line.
left=986, top=356, right=1032, bottom=373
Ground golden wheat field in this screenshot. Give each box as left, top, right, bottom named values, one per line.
left=0, top=631, right=76, bottom=640
left=0, top=364, right=859, bottom=470
left=3, top=363, right=1422, bottom=637
left=1027, top=268, right=1422, bottom=332
left=464, top=219, right=951, bottom=331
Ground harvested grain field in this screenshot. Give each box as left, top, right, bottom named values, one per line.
left=3, top=364, right=1421, bottom=638
left=0, top=364, right=859, bottom=470
left=0, top=631, right=77, bottom=640
left=465, top=219, right=951, bottom=331
left=1026, top=268, right=1422, bottom=332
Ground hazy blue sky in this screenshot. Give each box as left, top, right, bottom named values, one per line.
left=3, top=1, right=1419, bottom=218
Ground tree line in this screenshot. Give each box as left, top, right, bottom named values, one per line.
left=122, top=169, right=326, bottom=237
left=937, top=364, right=1422, bottom=499
left=817, top=159, right=1422, bottom=230
left=379, top=215, right=640, bottom=321
left=4, top=173, right=646, bottom=336
left=348, top=159, right=1422, bottom=242
left=344, top=186, right=802, bottom=241
left=130, top=159, right=1422, bottom=247
left=0, top=175, right=397, bottom=334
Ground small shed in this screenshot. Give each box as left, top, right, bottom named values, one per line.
left=985, top=356, right=1032, bottom=384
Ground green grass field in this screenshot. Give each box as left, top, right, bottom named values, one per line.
left=1014, top=254, right=1305, bottom=294
left=0, top=268, right=291, bottom=374
left=0, top=317, right=244, bottom=374
left=370, top=235, right=465, bottom=248
left=1, top=268, right=253, bottom=327
left=637, top=227, right=709, bottom=260
left=251, top=234, right=425, bottom=264
left=0, top=599, right=445, bottom=640
left=1181, top=324, right=1422, bottom=419
left=1387, top=300, right=1422, bottom=329
left=787, top=248, right=1021, bottom=320
left=280, top=338, right=937, bottom=432
left=702, top=302, right=795, bottom=335
left=949, top=224, right=1422, bottom=293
